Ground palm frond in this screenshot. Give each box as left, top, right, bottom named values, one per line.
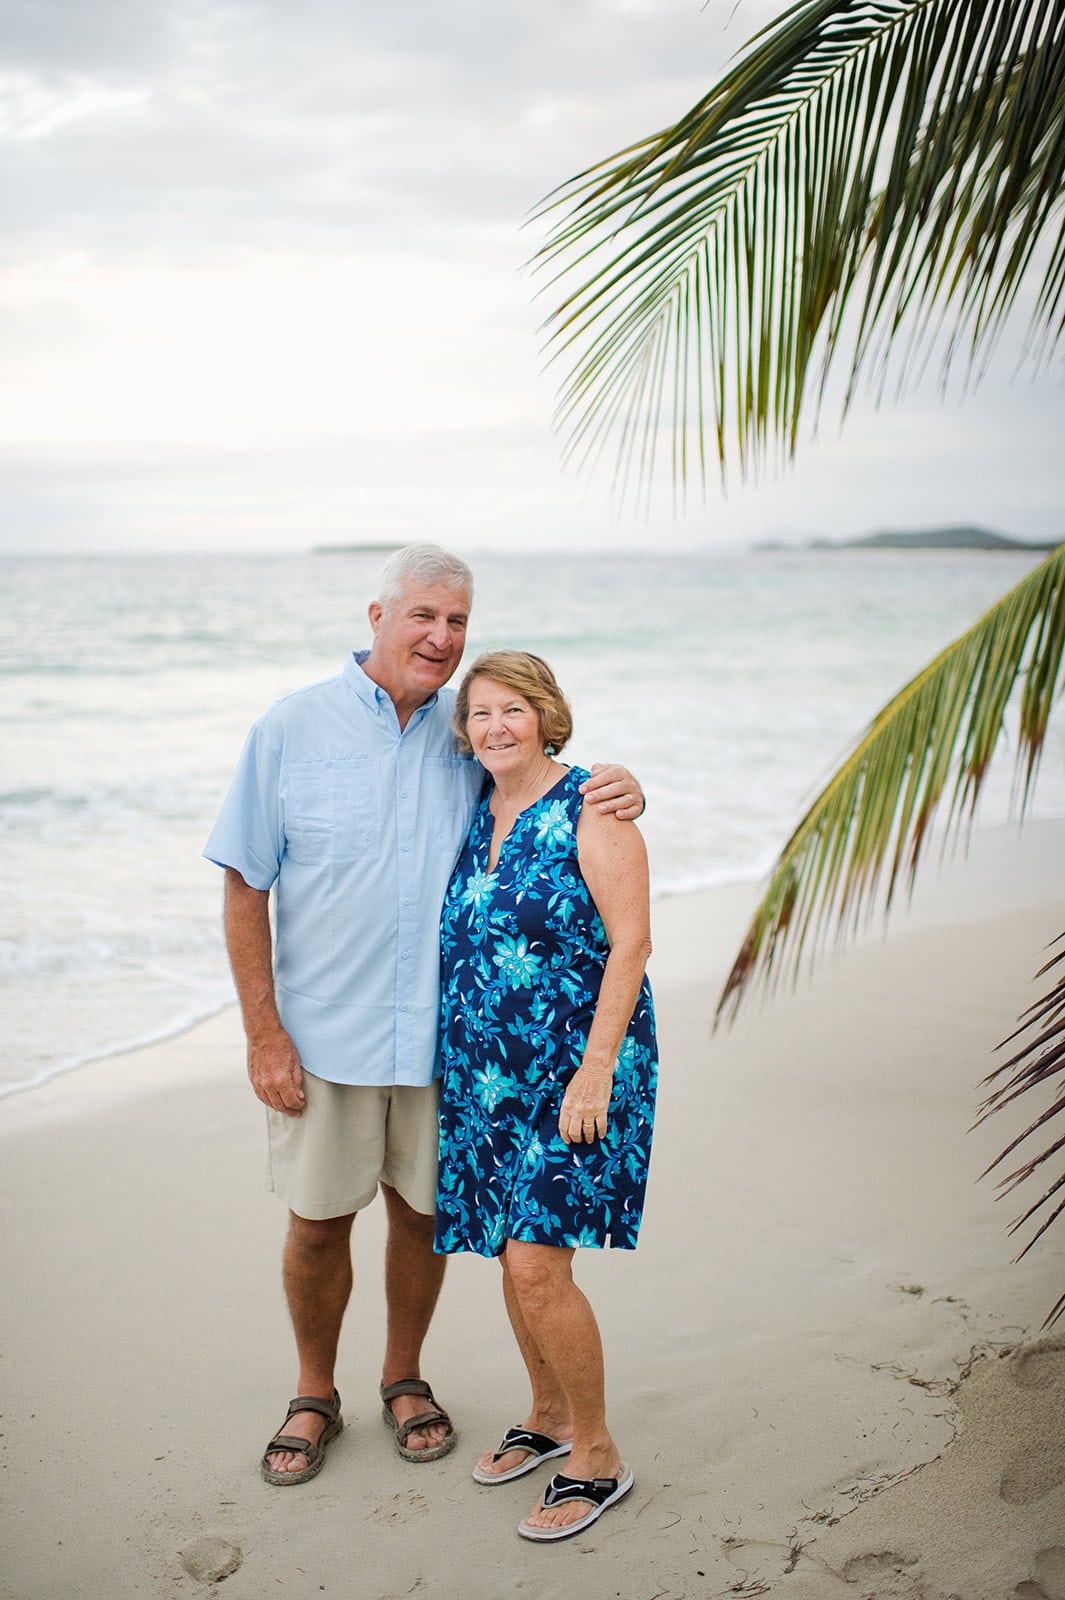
left=534, top=0, right=1065, bottom=506
left=715, top=542, right=1065, bottom=1021
left=975, top=937, right=1065, bottom=1326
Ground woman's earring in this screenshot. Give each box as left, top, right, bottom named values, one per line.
left=544, top=744, right=556, bottom=756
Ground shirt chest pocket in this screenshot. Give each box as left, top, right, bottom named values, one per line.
left=424, top=755, right=475, bottom=855
left=284, top=757, right=379, bottom=862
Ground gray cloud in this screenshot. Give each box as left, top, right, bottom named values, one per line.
left=0, top=0, right=1060, bottom=552
left=0, top=0, right=751, bottom=260
left=0, top=0, right=178, bottom=76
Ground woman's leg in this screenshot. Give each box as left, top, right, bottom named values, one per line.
left=474, top=1252, right=575, bottom=1479
left=503, top=1238, right=623, bottom=1533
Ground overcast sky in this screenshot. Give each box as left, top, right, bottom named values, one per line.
left=2, top=0, right=1062, bottom=554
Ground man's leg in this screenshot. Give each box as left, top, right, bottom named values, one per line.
left=379, top=1182, right=450, bottom=1452
left=264, top=1209, right=355, bottom=1476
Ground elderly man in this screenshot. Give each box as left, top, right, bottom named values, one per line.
left=204, top=545, right=644, bottom=1485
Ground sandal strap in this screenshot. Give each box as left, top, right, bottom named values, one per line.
left=542, top=1473, right=620, bottom=1509
left=285, top=1391, right=341, bottom=1425
left=394, top=1407, right=451, bottom=1447
left=494, top=1427, right=562, bottom=1462
left=266, top=1432, right=321, bottom=1461
left=380, top=1378, right=434, bottom=1405
left=380, top=1378, right=453, bottom=1448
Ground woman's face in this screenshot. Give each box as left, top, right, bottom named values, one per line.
left=465, top=676, right=543, bottom=779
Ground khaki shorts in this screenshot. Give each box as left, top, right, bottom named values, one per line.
left=265, top=1074, right=441, bottom=1220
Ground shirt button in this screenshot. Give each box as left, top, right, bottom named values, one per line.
left=402, top=897, right=413, bottom=907
left=399, top=789, right=408, bottom=799
left=400, top=950, right=410, bottom=960
left=399, top=1002, right=410, bottom=1013
left=400, top=842, right=411, bottom=852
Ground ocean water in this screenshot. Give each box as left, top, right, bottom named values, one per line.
left=2, top=546, right=1062, bottom=1100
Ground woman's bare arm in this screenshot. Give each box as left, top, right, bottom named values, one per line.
left=558, top=807, right=652, bottom=1144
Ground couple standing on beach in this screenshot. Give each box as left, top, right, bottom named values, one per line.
left=204, top=544, right=659, bottom=1543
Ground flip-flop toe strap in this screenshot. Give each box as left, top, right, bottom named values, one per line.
left=494, top=1427, right=561, bottom=1462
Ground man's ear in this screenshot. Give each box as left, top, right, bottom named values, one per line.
left=368, top=601, right=383, bottom=635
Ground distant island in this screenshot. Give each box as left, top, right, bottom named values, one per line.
left=839, top=525, right=1059, bottom=551
left=758, top=526, right=1060, bottom=553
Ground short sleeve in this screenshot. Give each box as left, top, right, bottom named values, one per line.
left=202, top=714, right=284, bottom=890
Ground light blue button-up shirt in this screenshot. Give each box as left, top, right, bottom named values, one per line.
left=203, top=651, right=484, bottom=1086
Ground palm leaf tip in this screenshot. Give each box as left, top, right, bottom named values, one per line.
left=717, top=544, right=1065, bottom=1023
left=717, top=927, right=762, bottom=1026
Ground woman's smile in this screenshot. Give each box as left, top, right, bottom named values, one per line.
left=465, top=676, right=543, bottom=775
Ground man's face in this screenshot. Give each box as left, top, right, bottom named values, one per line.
left=366, top=580, right=471, bottom=706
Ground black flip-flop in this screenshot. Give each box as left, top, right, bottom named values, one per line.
left=471, top=1426, right=573, bottom=1484
left=518, top=1466, right=634, bottom=1541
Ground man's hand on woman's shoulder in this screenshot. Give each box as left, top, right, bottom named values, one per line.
left=579, top=763, right=646, bottom=822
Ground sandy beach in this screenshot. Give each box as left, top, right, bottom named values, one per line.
left=2, top=820, right=1064, bottom=1600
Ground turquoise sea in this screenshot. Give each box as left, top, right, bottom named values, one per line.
left=1, top=545, right=1061, bottom=1099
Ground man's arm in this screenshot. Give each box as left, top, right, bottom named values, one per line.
left=578, top=763, right=646, bottom=822
left=223, top=866, right=306, bottom=1116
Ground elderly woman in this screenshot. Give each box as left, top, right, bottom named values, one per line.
left=435, top=651, right=657, bottom=1542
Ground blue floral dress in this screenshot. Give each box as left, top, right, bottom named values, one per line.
left=435, top=766, right=658, bottom=1257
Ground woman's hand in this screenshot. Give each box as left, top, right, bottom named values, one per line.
left=559, top=1062, right=614, bottom=1144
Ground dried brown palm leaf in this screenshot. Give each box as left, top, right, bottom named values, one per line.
left=975, top=939, right=1065, bottom=1325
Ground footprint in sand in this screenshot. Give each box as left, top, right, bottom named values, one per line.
left=1014, top=1545, right=1065, bottom=1600
left=1000, top=1446, right=1065, bottom=1506
left=1008, top=1337, right=1065, bottom=1391
left=177, top=1535, right=243, bottom=1583
left=841, top=1550, right=920, bottom=1587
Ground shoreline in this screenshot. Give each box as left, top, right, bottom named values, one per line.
left=0, top=864, right=771, bottom=1110
left=0, top=998, right=239, bottom=1107
left=4, top=814, right=1062, bottom=1112
left=1, top=817, right=1063, bottom=1596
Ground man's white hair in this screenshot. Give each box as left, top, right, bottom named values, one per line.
left=377, top=545, right=474, bottom=612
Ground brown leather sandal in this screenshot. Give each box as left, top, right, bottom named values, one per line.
left=380, top=1378, right=456, bottom=1462
left=260, top=1390, right=343, bottom=1486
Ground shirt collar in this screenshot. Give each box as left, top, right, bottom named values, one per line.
left=341, top=650, right=438, bottom=720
